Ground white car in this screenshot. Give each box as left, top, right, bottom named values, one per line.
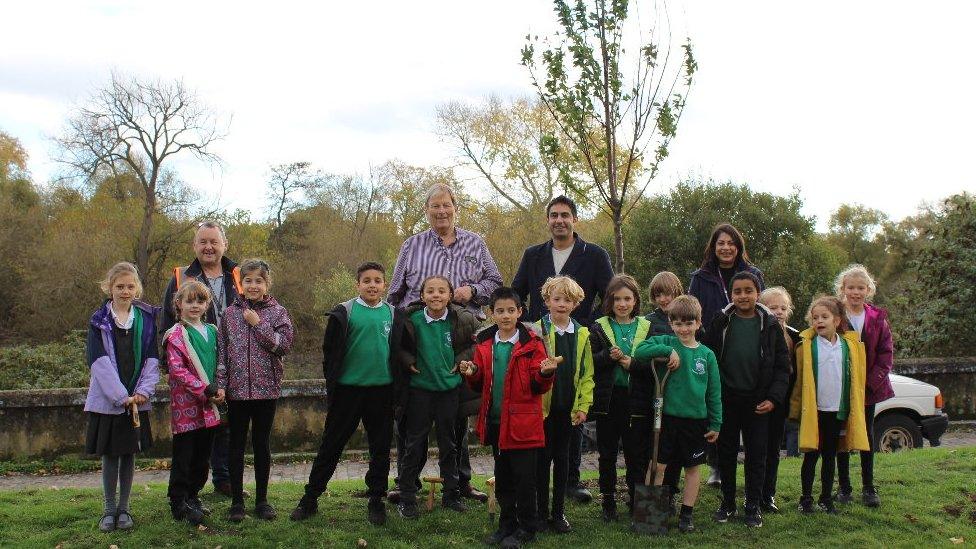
left=874, top=373, right=949, bottom=451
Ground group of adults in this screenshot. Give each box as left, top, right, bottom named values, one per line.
left=161, top=183, right=766, bottom=501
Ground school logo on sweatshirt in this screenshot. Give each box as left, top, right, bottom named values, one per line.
left=383, top=320, right=392, bottom=338
left=444, top=331, right=453, bottom=347
left=694, top=357, right=706, bottom=375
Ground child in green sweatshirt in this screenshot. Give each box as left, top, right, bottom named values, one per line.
left=633, top=295, right=721, bottom=533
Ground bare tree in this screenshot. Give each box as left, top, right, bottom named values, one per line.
left=266, top=162, right=325, bottom=229
left=55, top=72, right=226, bottom=279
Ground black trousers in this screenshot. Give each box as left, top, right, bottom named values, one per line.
left=566, top=423, right=583, bottom=489
left=228, top=399, right=277, bottom=505
left=762, top=399, right=788, bottom=500
left=210, top=421, right=230, bottom=484
left=537, top=411, right=572, bottom=518
left=396, top=413, right=474, bottom=493
left=802, top=411, right=842, bottom=500
left=718, top=394, right=769, bottom=507
left=169, top=426, right=217, bottom=505
left=490, top=423, right=538, bottom=535
left=837, top=404, right=877, bottom=489
left=400, top=386, right=460, bottom=503
left=596, top=387, right=635, bottom=497
left=303, top=384, right=393, bottom=503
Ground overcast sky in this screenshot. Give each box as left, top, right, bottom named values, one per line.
left=2, top=1, right=974, bottom=230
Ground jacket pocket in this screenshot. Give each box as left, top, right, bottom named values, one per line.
left=506, top=402, right=543, bottom=444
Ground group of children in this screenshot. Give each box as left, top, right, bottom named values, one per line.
left=84, top=257, right=893, bottom=546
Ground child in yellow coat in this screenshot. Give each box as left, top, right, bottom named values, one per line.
left=789, top=295, right=869, bottom=514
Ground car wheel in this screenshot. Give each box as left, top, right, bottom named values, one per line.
left=874, top=413, right=923, bottom=452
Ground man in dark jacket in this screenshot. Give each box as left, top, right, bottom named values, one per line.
left=160, top=221, right=241, bottom=498
left=512, top=195, right=615, bottom=504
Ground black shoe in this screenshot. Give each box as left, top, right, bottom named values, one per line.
left=678, top=511, right=695, bottom=532
left=548, top=515, right=571, bottom=534
left=227, top=503, right=246, bottom=522
left=835, top=485, right=853, bottom=504
left=601, top=495, right=617, bottom=522
left=171, top=501, right=204, bottom=525
left=713, top=502, right=736, bottom=523
left=486, top=528, right=512, bottom=545
left=818, top=498, right=839, bottom=514
left=188, top=497, right=211, bottom=516
left=255, top=502, right=277, bottom=520
left=397, top=501, right=419, bottom=519
left=442, top=497, right=467, bottom=513
left=760, top=496, right=779, bottom=513
left=367, top=498, right=386, bottom=525
left=567, top=485, right=593, bottom=504
left=503, top=528, right=534, bottom=546
left=862, top=486, right=881, bottom=508
left=744, top=506, right=763, bottom=528
left=460, top=485, right=489, bottom=503
left=386, top=489, right=401, bottom=505
left=798, top=496, right=815, bottom=514
left=289, top=502, right=318, bottom=521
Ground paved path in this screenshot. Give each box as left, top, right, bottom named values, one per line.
left=2, top=430, right=973, bottom=492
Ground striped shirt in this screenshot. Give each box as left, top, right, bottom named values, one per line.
left=388, top=227, right=502, bottom=319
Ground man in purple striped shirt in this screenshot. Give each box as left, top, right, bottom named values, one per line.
left=387, top=187, right=502, bottom=320
left=386, top=183, right=502, bottom=507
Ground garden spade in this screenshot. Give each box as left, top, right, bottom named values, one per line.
left=130, top=400, right=142, bottom=452
left=631, top=363, right=670, bottom=536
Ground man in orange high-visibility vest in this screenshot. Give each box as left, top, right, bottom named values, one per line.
left=160, top=220, right=241, bottom=502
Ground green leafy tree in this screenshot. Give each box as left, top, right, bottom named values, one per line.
left=522, top=0, right=697, bottom=271
left=890, top=193, right=976, bottom=357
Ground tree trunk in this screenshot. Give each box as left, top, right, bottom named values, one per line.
left=136, top=192, right=155, bottom=282
left=612, top=207, right=625, bottom=274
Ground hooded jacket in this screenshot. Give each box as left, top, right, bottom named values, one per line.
left=589, top=316, right=654, bottom=417
left=788, top=328, right=870, bottom=452
left=466, top=323, right=554, bottom=450
left=538, top=316, right=594, bottom=420
left=164, top=324, right=222, bottom=434
left=859, top=303, right=895, bottom=405
left=398, top=301, right=482, bottom=417
left=216, top=295, right=294, bottom=401
left=321, top=298, right=409, bottom=417
left=84, top=301, right=160, bottom=415
left=702, top=302, right=790, bottom=408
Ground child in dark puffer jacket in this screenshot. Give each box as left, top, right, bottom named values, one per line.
left=217, top=259, right=294, bottom=522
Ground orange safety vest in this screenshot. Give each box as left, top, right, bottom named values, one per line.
left=174, top=265, right=243, bottom=296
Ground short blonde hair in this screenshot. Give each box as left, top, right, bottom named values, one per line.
left=759, top=286, right=794, bottom=318
left=834, top=264, right=877, bottom=301
left=541, top=275, right=585, bottom=304
left=99, top=262, right=143, bottom=299
left=649, top=271, right=683, bottom=299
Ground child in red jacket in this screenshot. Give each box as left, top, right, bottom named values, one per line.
left=459, top=287, right=556, bottom=548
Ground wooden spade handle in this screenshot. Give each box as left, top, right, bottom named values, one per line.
left=130, top=401, right=141, bottom=428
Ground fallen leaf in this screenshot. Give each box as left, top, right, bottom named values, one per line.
left=197, top=524, right=208, bottom=532
left=905, top=514, right=918, bottom=523
left=949, top=538, right=964, bottom=545
left=357, top=539, right=368, bottom=548
left=110, top=545, right=119, bottom=549
left=944, top=505, right=963, bottom=518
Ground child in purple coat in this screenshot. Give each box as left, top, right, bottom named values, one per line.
left=834, top=264, right=894, bottom=508
left=84, top=262, right=160, bottom=533
left=217, top=259, right=294, bottom=522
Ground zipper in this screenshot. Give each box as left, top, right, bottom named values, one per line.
left=246, top=306, right=253, bottom=400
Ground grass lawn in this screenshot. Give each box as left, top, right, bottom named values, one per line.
left=1, top=447, right=974, bottom=548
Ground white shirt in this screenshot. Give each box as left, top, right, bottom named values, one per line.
left=816, top=335, right=844, bottom=412
left=848, top=311, right=866, bottom=335
left=423, top=307, right=448, bottom=323
left=356, top=297, right=386, bottom=309
left=110, top=305, right=134, bottom=330
left=552, top=318, right=575, bottom=335
left=495, top=330, right=519, bottom=345
left=552, top=245, right=573, bottom=275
